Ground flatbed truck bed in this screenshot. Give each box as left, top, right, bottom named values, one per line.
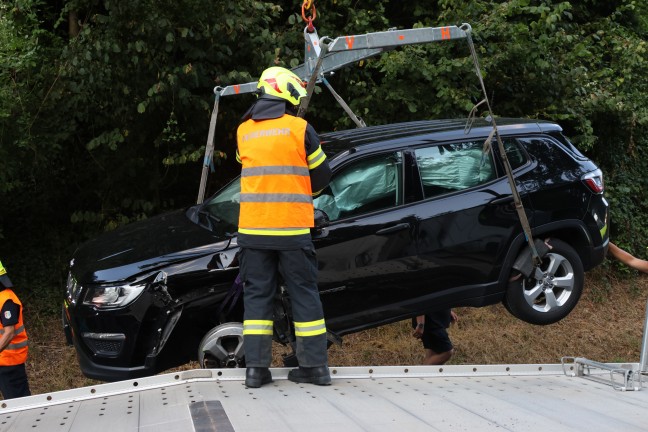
left=1, top=363, right=646, bottom=431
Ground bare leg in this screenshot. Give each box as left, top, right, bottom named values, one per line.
left=423, top=348, right=454, bottom=365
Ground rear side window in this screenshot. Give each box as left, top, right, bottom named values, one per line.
left=502, top=139, right=528, bottom=170
left=551, top=133, right=589, bottom=161
left=414, top=141, right=495, bottom=199
left=516, top=137, right=578, bottom=174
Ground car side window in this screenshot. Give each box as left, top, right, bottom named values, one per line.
left=515, top=137, right=575, bottom=175
left=414, top=141, right=495, bottom=199
left=502, top=139, right=528, bottom=170
left=314, top=152, right=403, bottom=221
left=203, top=178, right=241, bottom=235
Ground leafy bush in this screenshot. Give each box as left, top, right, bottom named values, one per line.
left=1, top=0, right=648, bottom=311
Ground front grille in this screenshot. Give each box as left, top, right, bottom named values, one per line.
left=82, top=333, right=126, bottom=357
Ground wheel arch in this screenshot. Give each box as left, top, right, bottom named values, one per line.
left=499, top=219, right=596, bottom=288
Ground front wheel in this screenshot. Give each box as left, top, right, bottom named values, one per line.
left=198, top=322, right=246, bottom=368
left=504, top=239, right=584, bottom=325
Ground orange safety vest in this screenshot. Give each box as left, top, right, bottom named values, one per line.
left=237, top=114, right=314, bottom=236
left=0, top=289, right=28, bottom=366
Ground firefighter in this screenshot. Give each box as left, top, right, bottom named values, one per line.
left=0, top=260, right=31, bottom=399
left=236, top=66, right=332, bottom=388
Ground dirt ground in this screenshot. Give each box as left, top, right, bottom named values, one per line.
left=22, top=269, right=648, bottom=396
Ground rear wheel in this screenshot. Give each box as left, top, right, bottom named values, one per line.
left=198, top=322, right=246, bottom=368
left=504, top=239, right=584, bottom=325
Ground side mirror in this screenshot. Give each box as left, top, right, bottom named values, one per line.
left=314, top=209, right=330, bottom=228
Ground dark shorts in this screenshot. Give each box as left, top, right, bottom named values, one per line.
left=0, top=363, right=31, bottom=399
left=411, top=309, right=453, bottom=353
left=421, top=327, right=453, bottom=354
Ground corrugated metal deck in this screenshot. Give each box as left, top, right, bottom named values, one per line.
left=0, top=364, right=646, bottom=432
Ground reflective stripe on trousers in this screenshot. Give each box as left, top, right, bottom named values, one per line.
left=243, top=320, right=273, bottom=336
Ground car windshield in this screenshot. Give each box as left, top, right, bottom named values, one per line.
left=201, top=178, right=241, bottom=236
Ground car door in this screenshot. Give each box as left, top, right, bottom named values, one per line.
left=312, top=151, right=420, bottom=331
left=411, top=139, right=532, bottom=307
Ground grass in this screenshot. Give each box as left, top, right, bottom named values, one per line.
left=21, top=269, right=648, bottom=396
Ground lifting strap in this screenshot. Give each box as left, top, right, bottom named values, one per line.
left=464, top=29, right=541, bottom=267
left=197, top=92, right=221, bottom=204
left=296, top=36, right=327, bottom=118
left=320, top=76, right=366, bottom=127
left=297, top=34, right=366, bottom=127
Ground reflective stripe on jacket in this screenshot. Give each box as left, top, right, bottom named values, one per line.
left=237, top=114, right=314, bottom=234
left=0, top=289, right=28, bottom=366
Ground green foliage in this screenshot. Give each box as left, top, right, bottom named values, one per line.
left=1, top=0, right=648, bottom=312
left=433, top=0, right=648, bottom=255
left=0, top=2, right=47, bottom=237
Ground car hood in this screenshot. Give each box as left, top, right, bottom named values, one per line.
left=70, top=209, right=233, bottom=284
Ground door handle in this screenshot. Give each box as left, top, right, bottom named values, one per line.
left=488, top=196, right=514, bottom=206
left=376, top=223, right=410, bottom=235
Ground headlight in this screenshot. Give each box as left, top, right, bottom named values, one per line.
left=66, top=273, right=81, bottom=304
left=83, top=283, right=145, bottom=309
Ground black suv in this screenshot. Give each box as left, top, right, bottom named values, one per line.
left=63, top=118, right=608, bottom=381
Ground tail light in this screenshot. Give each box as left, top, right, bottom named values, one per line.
left=582, top=169, right=604, bottom=194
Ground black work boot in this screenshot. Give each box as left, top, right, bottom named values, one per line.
left=288, top=366, right=331, bottom=386
left=245, top=367, right=273, bottom=388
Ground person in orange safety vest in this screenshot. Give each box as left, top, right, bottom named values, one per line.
left=0, top=260, right=31, bottom=399
left=236, top=66, right=332, bottom=388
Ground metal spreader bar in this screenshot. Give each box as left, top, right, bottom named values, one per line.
left=214, top=25, right=469, bottom=99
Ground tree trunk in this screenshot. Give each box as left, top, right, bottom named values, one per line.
left=69, top=11, right=80, bottom=38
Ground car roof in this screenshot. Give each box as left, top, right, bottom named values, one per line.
left=319, top=117, right=562, bottom=158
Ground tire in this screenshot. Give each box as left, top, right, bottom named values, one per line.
left=198, top=322, right=246, bottom=368
left=504, top=239, right=584, bottom=325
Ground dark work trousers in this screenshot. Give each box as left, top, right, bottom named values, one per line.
left=0, top=363, right=31, bottom=399
left=240, top=247, right=328, bottom=368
